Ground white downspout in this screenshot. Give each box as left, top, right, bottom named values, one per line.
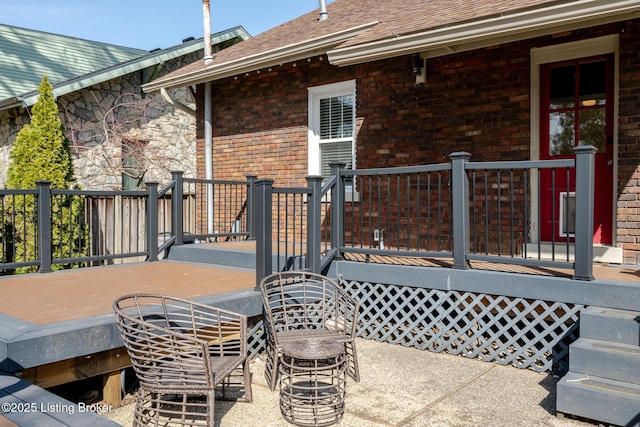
left=203, top=0, right=214, bottom=235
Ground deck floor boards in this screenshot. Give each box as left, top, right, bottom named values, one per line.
left=0, top=261, right=255, bottom=325
left=1, top=243, right=638, bottom=326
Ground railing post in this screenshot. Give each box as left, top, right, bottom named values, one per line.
left=36, top=181, right=52, bottom=273
left=330, top=163, right=346, bottom=260
left=171, top=171, right=184, bottom=246
left=306, top=176, right=323, bottom=274
left=246, top=175, right=257, bottom=240
left=573, top=145, right=596, bottom=281
left=450, top=152, right=471, bottom=270
left=146, top=182, right=159, bottom=262
left=254, top=178, right=274, bottom=289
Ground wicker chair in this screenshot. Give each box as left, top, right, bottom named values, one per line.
left=113, top=294, right=252, bottom=426
left=260, top=271, right=360, bottom=391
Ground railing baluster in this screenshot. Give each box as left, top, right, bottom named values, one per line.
left=510, top=169, right=515, bottom=257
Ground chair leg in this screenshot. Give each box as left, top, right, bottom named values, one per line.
left=207, top=390, right=216, bottom=426
left=264, top=334, right=280, bottom=391
left=345, top=341, right=360, bottom=382
left=243, top=359, right=253, bottom=402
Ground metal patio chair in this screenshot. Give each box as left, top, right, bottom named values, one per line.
left=113, top=293, right=252, bottom=426
left=260, top=271, right=360, bottom=391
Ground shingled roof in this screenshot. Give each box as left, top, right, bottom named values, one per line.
left=143, top=0, right=640, bottom=92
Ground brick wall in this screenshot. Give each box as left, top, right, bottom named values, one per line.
left=197, top=19, right=640, bottom=264
left=617, top=20, right=640, bottom=265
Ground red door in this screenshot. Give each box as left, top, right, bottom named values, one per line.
left=539, top=55, right=614, bottom=245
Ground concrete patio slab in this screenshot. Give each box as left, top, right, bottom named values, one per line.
left=103, top=338, right=591, bottom=427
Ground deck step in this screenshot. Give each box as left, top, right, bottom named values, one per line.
left=0, top=372, right=120, bottom=426
left=167, top=243, right=256, bottom=268
left=166, top=243, right=297, bottom=270
left=557, top=372, right=640, bottom=427
left=569, top=338, right=640, bottom=384
left=580, top=306, right=640, bottom=346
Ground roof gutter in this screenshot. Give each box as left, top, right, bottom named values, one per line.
left=142, top=21, right=378, bottom=92
left=328, top=0, right=640, bottom=65
left=0, top=96, right=23, bottom=110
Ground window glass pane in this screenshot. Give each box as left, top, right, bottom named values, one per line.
left=122, top=141, right=145, bottom=190
left=320, top=141, right=352, bottom=178
left=320, top=95, right=353, bottom=140
left=549, top=65, right=575, bottom=109
left=549, top=112, right=575, bottom=156
left=578, top=108, right=606, bottom=151
left=579, top=60, right=606, bottom=107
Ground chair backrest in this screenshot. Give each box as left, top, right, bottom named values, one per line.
left=113, top=293, right=246, bottom=391
left=259, top=272, right=358, bottom=337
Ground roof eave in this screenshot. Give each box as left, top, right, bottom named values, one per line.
left=0, top=96, right=23, bottom=110
left=328, top=0, right=640, bottom=65
left=142, top=21, right=379, bottom=93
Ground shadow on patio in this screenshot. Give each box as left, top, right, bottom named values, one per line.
left=104, top=338, right=591, bottom=427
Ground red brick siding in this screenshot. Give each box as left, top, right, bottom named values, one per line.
left=618, top=20, right=640, bottom=264
left=194, top=19, right=640, bottom=264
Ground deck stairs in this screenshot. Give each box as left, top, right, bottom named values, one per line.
left=557, top=306, right=640, bottom=426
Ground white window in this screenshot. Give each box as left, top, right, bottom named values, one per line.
left=308, top=81, right=356, bottom=181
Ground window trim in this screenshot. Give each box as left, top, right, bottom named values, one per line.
left=307, top=80, right=356, bottom=178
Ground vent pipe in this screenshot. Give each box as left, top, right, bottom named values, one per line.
left=202, top=0, right=213, bottom=65
left=319, top=0, right=328, bottom=21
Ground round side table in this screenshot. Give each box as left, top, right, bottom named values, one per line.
left=279, top=338, right=347, bottom=427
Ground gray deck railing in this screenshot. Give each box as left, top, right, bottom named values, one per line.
left=0, top=173, right=254, bottom=274
left=169, top=172, right=255, bottom=245
left=0, top=182, right=152, bottom=273
left=252, top=177, right=334, bottom=286
left=254, top=146, right=596, bottom=284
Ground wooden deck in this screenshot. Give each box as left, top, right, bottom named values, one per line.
left=339, top=252, right=640, bottom=282
left=0, top=259, right=260, bottom=409
left=0, top=243, right=638, bottom=409
left=207, top=240, right=640, bottom=282
left=0, top=260, right=256, bottom=325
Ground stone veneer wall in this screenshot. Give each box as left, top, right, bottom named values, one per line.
left=0, top=51, right=200, bottom=190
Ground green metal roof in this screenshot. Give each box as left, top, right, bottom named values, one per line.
left=0, top=24, right=146, bottom=102
left=0, top=24, right=251, bottom=110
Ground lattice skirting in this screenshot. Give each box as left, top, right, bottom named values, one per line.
left=248, top=318, right=267, bottom=360
left=340, top=279, right=582, bottom=375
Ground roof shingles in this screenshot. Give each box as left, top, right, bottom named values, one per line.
left=149, top=0, right=560, bottom=86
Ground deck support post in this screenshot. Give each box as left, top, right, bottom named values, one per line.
left=450, top=152, right=471, bottom=270
left=573, top=146, right=596, bottom=281
left=254, top=179, right=274, bottom=289
left=306, top=176, right=323, bottom=274
left=330, top=163, right=346, bottom=260
left=102, top=370, right=122, bottom=407
left=36, top=181, right=52, bottom=273
left=146, top=182, right=159, bottom=262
